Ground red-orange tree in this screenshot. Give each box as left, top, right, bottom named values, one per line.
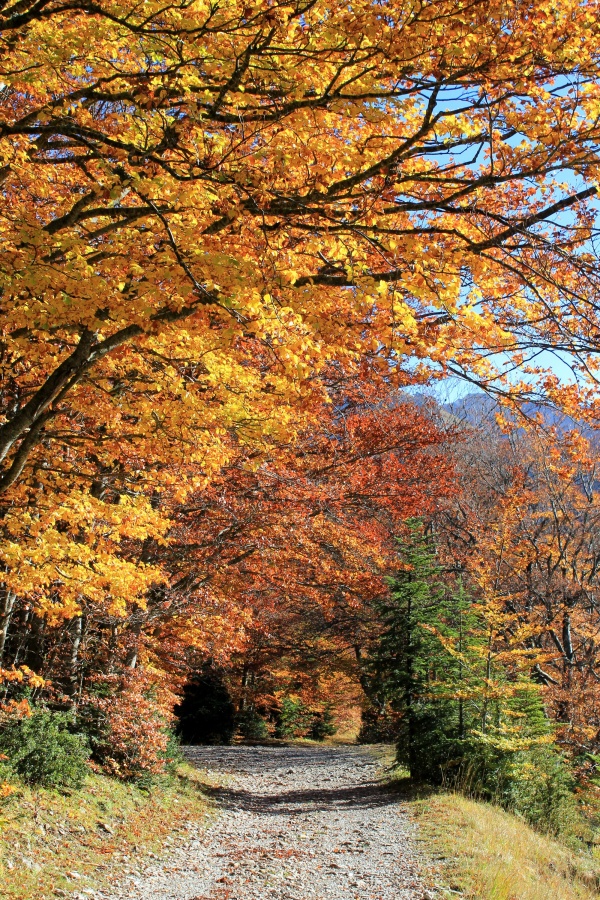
left=0, top=380, right=454, bottom=706
left=163, top=388, right=455, bottom=718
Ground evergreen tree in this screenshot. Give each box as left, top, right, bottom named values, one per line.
left=371, top=520, right=476, bottom=780
left=175, top=664, right=236, bottom=745
left=364, top=521, right=578, bottom=836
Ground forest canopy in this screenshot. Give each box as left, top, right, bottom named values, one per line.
left=2, top=0, right=600, bottom=827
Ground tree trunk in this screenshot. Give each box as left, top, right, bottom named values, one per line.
left=69, top=615, right=83, bottom=701
left=0, top=586, right=16, bottom=664
left=26, top=612, right=46, bottom=673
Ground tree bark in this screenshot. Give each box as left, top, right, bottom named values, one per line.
left=68, top=614, right=83, bottom=699
left=0, top=586, right=16, bottom=664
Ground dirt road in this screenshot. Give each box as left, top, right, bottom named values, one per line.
left=106, top=745, right=431, bottom=900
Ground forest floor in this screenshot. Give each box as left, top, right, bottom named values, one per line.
left=104, top=744, right=432, bottom=900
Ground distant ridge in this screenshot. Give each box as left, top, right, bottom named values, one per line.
left=400, top=390, right=600, bottom=444
left=440, top=393, right=594, bottom=438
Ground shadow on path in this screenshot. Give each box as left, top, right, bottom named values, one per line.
left=208, top=780, right=399, bottom=816
left=183, top=745, right=404, bottom=818
left=184, top=744, right=375, bottom=773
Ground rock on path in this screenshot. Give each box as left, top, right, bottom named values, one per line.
left=106, top=745, right=431, bottom=900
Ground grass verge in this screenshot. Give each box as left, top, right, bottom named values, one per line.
left=412, top=790, right=600, bottom=900
left=0, top=763, right=214, bottom=900
left=376, top=750, right=600, bottom=900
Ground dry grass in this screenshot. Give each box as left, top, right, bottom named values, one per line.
left=414, top=791, right=600, bottom=900
left=0, top=763, right=214, bottom=900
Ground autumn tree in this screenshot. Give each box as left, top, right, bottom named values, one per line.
left=108, top=387, right=456, bottom=729
left=3, top=0, right=600, bottom=506
left=4, top=0, right=600, bottom=769
left=0, top=379, right=454, bottom=721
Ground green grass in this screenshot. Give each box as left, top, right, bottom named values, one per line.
left=0, top=764, right=214, bottom=900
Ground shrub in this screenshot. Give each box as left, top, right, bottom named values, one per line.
left=505, top=746, right=579, bottom=837
left=309, top=707, right=337, bottom=741
left=273, top=697, right=337, bottom=741
left=441, top=729, right=579, bottom=839
left=274, top=697, right=311, bottom=739
left=455, top=738, right=579, bottom=838
left=236, top=708, right=268, bottom=740
left=0, top=709, right=89, bottom=789
left=162, top=729, right=185, bottom=774
left=80, top=669, right=175, bottom=782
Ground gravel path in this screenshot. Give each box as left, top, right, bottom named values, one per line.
left=106, top=745, right=431, bottom=900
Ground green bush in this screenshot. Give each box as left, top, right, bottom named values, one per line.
left=309, top=707, right=337, bottom=741
left=505, top=746, right=579, bottom=837
left=446, top=733, right=579, bottom=839
left=274, top=697, right=311, bottom=739
left=273, top=698, right=337, bottom=741
left=236, top=708, right=268, bottom=740
left=162, top=729, right=185, bottom=774
left=0, top=710, right=90, bottom=789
